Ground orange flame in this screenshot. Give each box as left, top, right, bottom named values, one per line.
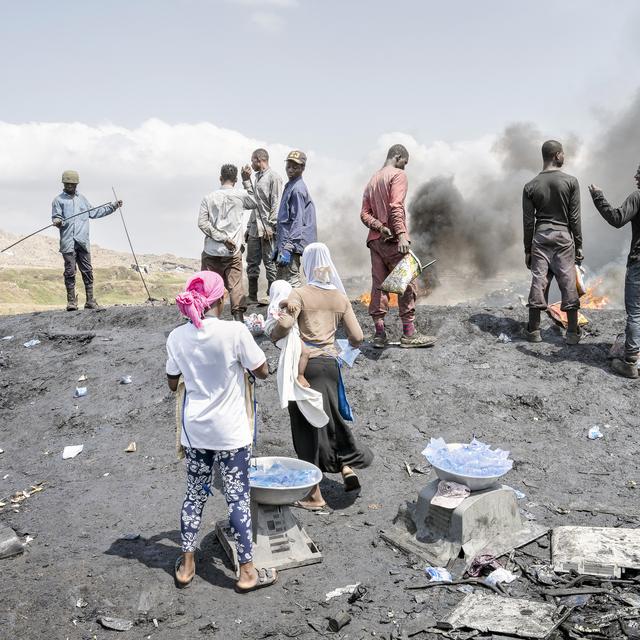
left=581, top=281, right=609, bottom=309
left=359, top=292, right=398, bottom=307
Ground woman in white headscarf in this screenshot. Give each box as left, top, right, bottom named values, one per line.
left=265, top=280, right=329, bottom=427
left=271, top=242, right=373, bottom=510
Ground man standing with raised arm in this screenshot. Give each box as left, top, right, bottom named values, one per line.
left=241, top=148, right=282, bottom=303
left=274, top=150, right=317, bottom=287
left=360, top=144, right=435, bottom=349
left=523, top=140, right=583, bottom=345
left=51, top=170, right=122, bottom=311
left=589, top=166, right=640, bottom=378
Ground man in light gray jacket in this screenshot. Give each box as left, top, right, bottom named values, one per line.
left=198, top=164, right=257, bottom=323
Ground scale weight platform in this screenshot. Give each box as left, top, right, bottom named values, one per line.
left=216, top=456, right=324, bottom=573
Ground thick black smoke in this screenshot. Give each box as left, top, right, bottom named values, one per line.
left=409, top=123, right=558, bottom=280
left=581, top=92, right=640, bottom=270
left=409, top=92, right=640, bottom=287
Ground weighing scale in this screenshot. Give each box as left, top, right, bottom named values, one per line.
left=216, top=456, right=324, bottom=572
left=382, top=476, right=547, bottom=569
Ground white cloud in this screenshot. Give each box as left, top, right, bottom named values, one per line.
left=0, top=119, right=499, bottom=276
left=226, top=0, right=297, bottom=32
left=229, top=0, right=298, bottom=7
left=1, top=118, right=624, bottom=287
left=250, top=10, right=285, bottom=33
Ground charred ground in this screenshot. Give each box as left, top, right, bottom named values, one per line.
left=0, top=302, right=638, bottom=639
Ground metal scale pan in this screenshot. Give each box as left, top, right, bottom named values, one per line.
left=216, top=456, right=324, bottom=572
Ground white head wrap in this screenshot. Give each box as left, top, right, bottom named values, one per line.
left=302, top=242, right=345, bottom=294
left=264, top=280, right=293, bottom=336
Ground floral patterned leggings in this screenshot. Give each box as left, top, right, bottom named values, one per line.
left=181, top=446, right=253, bottom=563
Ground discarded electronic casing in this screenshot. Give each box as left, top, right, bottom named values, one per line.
left=552, top=526, right=640, bottom=578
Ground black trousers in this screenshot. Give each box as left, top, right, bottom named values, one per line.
left=288, top=357, right=373, bottom=474
left=63, top=242, right=93, bottom=289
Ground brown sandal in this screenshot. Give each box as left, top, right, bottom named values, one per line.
left=234, top=568, right=278, bottom=594
left=174, top=556, right=195, bottom=589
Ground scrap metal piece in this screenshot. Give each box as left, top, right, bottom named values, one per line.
left=98, top=617, right=134, bottom=631
left=0, top=526, right=23, bottom=559
left=552, top=526, right=640, bottom=578
left=444, top=592, right=558, bottom=639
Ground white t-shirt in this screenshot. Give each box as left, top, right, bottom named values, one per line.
left=166, top=317, right=266, bottom=451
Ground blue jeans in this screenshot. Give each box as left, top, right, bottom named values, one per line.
left=625, top=261, right=640, bottom=361
left=181, top=446, right=253, bottom=563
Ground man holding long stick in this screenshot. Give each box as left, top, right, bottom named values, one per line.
left=51, top=170, right=122, bottom=311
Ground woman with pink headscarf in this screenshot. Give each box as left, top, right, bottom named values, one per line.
left=165, top=271, right=277, bottom=593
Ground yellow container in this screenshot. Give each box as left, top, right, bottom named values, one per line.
left=380, top=251, right=436, bottom=294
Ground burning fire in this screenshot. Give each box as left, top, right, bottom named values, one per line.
left=581, top=281, right=609, bottom=309
left=359, top=292, right=398, bottom=307
left=547, top=278, right=609, bottom=327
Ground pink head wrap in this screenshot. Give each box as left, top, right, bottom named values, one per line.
left=176, top=271, right=225, bottom=329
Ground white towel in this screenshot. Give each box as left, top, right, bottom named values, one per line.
left=276, top=325, right=329, bottom=428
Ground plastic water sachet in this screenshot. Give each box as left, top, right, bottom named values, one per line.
left=244, top=313, right=265, bottom=337
left=422, top=437, right=513, bottom=477
left=588, top=426, right=604, bottom=440
left=336, top=339, right=360, bottom=367
left=425, top=567, right=452, bottom=582
left=250, top=461, right=317, bottom=488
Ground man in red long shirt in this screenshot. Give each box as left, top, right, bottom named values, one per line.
left=360, top=144, right=435, bottom=349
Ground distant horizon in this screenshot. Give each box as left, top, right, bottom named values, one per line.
left=2, top=1, right=640, bottom=277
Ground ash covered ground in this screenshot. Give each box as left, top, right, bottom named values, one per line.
left=0, top=301, right=638, bottom=640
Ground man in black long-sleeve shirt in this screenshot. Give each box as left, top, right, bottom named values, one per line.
left=523, top=140, right=583, bottom=344
left=589, top=166, right=640, bottom=379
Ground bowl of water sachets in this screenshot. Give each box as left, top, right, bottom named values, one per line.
left=249, top=456, right=323, bottom=505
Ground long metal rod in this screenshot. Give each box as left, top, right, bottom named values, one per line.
left=1, top=202, right=114, bottom=254
left=112, top=187, right=153, bottom=302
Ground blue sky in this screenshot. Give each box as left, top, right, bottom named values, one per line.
left=3, top=0, right=639, bottom=153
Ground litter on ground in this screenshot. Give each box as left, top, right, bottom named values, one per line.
left=62, top=445, right=84, bottom=459
left=0, top=526, right=24, bottom=559
left=444, top=592, right=559, bottom=639
left=552, top=525, right=640, bottom=578
left=588, top=426, right=603, bottom=440
left=325, top=583, right=361, bottom=601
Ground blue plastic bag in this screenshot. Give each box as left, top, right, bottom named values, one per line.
left=336, top=360, right=353, bottom=421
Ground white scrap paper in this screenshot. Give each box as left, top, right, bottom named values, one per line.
left=62, top=445, right=84, bottom=459
left=325, top=582, right=361, bottom=601
left=336, top=339, right=361, bottom=367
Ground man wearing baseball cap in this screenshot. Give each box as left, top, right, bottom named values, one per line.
left=275, top=150, right=317, bottom=286
left=51, top=170, right=122, bottom=311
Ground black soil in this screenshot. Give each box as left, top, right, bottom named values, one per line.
left=0, top=302, right=638, bottom=639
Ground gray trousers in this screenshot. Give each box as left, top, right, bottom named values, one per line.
left=624, top=260, right=640, bottom=360
left=246, top=235, right=277, bottom=285
left=63, top=242, right=93, bottom=289
left=276, top=253, right=302, bottom=288
left=528, top=228, right=579, bottom=311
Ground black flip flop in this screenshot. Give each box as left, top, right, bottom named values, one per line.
left=174, top=556, right=195, bottom=589
left=292, top=500, right=328, bottom=512
left=342, top=470, right=361, bottom=492
left=234, top=568, right=278, bottom=594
